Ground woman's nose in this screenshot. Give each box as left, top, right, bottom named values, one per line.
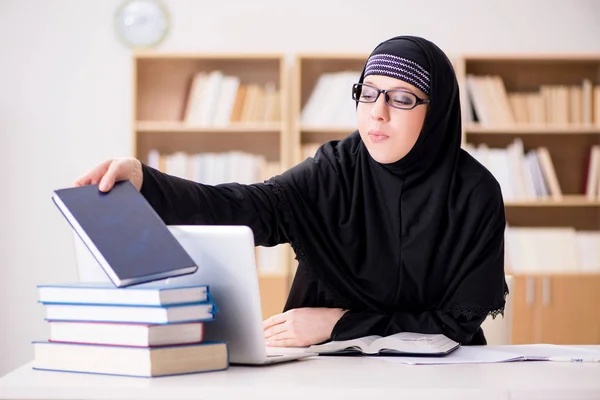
left=370, top=94, right=389, bottom=121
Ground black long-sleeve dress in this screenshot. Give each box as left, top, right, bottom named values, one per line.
left=140, top=132, right=506, bottom=346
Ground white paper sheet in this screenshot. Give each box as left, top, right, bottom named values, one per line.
left=372, top=344, right=600, bottom=365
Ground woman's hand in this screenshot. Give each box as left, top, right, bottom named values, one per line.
left=74, top=157, right=143, bottom=192
left=263, top=307, right=347, bottom=347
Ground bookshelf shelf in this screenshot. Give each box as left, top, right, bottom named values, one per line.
left=300, top=126, right=356, bottom=134
left=136, top=121, right=282, bottom=133
left=466, top=124, right=600, bottom=135
left=505, top=195, right=600, bottom=207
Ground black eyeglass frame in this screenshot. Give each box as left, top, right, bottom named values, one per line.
left=352, top=83, right=430, bottom=110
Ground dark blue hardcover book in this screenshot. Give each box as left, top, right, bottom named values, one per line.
left=52, top=180, right=198, bottom=287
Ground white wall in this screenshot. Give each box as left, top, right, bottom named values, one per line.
left=1, top=0, right=599, bottom=375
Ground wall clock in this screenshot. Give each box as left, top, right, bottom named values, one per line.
left=115, top=0, right=170, bottom=49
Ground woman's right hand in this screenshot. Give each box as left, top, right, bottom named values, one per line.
left=74, top=157, right=143, bottom=192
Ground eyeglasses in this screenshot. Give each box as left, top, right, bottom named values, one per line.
left=352, top=83, right=430, bottom=110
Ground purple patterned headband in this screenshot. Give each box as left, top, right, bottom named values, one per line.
left=364, top=54, right=431, bottom=96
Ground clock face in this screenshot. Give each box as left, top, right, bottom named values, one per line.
left=115, top=0, right=170, bottom=48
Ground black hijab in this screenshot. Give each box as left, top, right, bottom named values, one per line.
left=269, top=35, right=507, bottom=344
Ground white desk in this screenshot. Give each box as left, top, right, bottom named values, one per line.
left=2, top=347, right=600, bottom=400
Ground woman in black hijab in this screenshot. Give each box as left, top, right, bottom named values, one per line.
left=76, top=35, right=507, bottom=347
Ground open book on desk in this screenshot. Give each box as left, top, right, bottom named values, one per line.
left=308, top=332, right=460, bottom=356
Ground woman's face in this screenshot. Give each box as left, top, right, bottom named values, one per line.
left=356, top=75, right=429, bottom=164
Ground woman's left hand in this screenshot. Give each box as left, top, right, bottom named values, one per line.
left=263, top=307, right=347, bottom=347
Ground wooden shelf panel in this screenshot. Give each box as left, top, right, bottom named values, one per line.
left=506, top=206, right=600, bottom=230
left=134, top=52, right=284, bottom=60
left=505, top=196, right=600, bottom=207
left=136, top=121, right=282, bottom=133
left=508, top=272, right=600, bottom=277
left=462, top=54, right=600, bottom=62
left=299, top=126, right=356, bottom=145
left=466, top=124, right=600, bottom=134
left=300, top=126, right=356, bottom=133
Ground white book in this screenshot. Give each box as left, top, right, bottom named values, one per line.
left=48, top=320, right=204, bottom=347
left=213, top=75, right=240, bottom=127
left=586, top=145, right=600, bottom=200
left=309, top=332, right=460, bottom=356
left=301, top=73, right=334, bottom=127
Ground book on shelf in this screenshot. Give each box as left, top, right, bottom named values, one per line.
left=32, top=341, right=228, bottom=377
left=465, top=74, right=600, bottom=127
left=47, top=320, right=204, bottom=347
left=37, top=282, right=209, bottom=306
left=52, top=181, right=198, bottom=287
left=308, top=332, right=460, bottom=356
left=301, top=71, right=361, bottom=128
left=183, top=70, right=280, bottom=126
left=585, top=145, right=600, bottom=200
left=147, top=150, right=280, bottom=186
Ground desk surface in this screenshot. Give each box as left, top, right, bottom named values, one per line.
left=2, top=346, right=600, bottom=400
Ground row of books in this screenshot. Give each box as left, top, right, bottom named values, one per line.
left=505, top=227, right=600, bottom=273
left=463, top=139, right=600, bottom=201
left=184, top=70, right=281, bottom=126
left=463, top=139, right=562, bottom=201
left=33, top=282, right=228, bottom=377
left=147, top=150, right=286, bottom=275
left=301, top=71, right=361, bottom=128
left=465, top=75, right=600, bottom=127
left=147, top=149, right=281, bottom=186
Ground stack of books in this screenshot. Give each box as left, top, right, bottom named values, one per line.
left=32, top=282, right=229, bottom=377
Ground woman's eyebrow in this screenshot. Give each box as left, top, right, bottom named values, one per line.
left=364, top=80, right=414, bottom=92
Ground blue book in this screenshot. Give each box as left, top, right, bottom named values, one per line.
left=52, top=181, right=198, bottom=287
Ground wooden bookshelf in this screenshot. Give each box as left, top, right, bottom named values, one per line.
left=132, top=52, right=292, bottom=319
left=466, top=124, right=600, bottom=134
left=130, top=52, right=600, bottom=342
left=456, top=54, right=600, bottom=345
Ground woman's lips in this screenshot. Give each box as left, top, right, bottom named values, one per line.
left=368, top=130, right=389, bottom=143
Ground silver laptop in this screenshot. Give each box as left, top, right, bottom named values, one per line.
left=73, top=224, right=316, bottom=365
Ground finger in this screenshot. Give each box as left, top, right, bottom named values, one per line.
left=266, top=337, right=298, bottom=348
left=98, top=160, right=121, bottom=192
left=264, top=322, right=288, bottom=340
left=265, top=327, right=294, bottom=344
left=263, top=313, right=287, bottom=330
left=73, top=160, right=111, bottom=187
